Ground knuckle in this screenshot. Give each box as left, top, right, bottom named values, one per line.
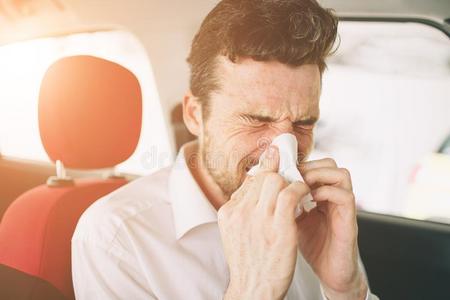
left=348, top=191, right=356, bottom=203
left=302, top=171, right=313, bottom=182
left=324, top=157, right=337, bottom=167
left=219, top=208, right=245, bottom=229
left=323, top=185, right=333, bottom=193
left=279, top=189, right=299, bottom=202
left=264, top=172, right=285, bottom=187
left=294, top=181, right=309, bottom=192
left=290, top=180, right=301, bottom=187
left=344, top=191, right=357, bottom=208
left=316, top=185, right=329, bottom=197
left=339, top=167, right=351, bottom=177
left=254, top=171, right=268, bottom=181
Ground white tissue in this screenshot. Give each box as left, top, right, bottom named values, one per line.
left=247, top=133, right=316, bottom=216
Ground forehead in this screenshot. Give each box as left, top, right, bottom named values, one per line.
left=213, top=57, right=321, bottom=118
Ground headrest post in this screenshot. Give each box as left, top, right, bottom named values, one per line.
left=46, top=160, right=74, bottom=188
left=105, top=168, right=126, bottom=180
left=56, top=160, right=66, bottom=179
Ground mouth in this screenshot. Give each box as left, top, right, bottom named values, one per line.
left=244, top=159, right=259, bottom=172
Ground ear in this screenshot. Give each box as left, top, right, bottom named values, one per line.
left=182, top=91, right=202, bottom=137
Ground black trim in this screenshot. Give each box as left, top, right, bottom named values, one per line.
left=339, top=16, right=450, bottom=38
left=357, top=211, right=450, bottom=299
left=438, top=134, right=450, bottom=154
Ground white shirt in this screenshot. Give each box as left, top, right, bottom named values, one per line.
left=72, top=143, right=378, bottom=300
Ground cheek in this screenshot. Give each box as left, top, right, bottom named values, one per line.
left=224, top=129, right=270, bottom=168
left=223, top=124, right=268, bottom=149
left=231, top=133, right=263, bottom=160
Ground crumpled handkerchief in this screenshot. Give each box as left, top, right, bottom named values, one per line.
left=247, top=133, right=316, bottom=216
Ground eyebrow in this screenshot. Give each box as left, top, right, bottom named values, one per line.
left=241, top=113, right=318, bottom=125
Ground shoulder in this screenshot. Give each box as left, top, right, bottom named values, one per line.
left=72, top=166, right=173, bottom=248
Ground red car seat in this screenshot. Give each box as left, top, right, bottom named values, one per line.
left=0, top=55, right=142, bottom=300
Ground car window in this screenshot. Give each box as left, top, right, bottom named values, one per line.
left=438, top=134, right=450, bottom=155
left=311, top=21, right=450, bottom=223
left=0, top=30, right=173, bottom=175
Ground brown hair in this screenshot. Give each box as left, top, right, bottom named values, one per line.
left=187, top=0, right=338, bottom=105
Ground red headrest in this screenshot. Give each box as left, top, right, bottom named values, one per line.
left=38, top=55, right=142, bottom=169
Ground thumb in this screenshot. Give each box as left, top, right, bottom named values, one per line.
left=259, top=145, right=280, bottom=173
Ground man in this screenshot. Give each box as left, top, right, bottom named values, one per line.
left=72, top=0, right=379, bottom=299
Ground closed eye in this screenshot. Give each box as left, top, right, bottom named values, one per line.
left=240, top=113, right=318, bottom=129
left=240, top=114, right=272, bottom=126
left=293, top=118, right=317, bottom=130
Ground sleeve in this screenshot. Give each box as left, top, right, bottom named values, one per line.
left=72, top=238, right=157, bottom=300
left=364, top=291, right=380, bottom=300
left=319, top=285, right=379, bottom=300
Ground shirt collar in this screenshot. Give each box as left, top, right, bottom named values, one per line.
left=168, top=141, right=218, bottom=240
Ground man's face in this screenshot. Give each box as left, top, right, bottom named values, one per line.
left=199, top=57, right=321, bottom=197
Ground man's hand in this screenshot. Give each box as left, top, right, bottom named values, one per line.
left=298, top=158, right=368, bottom=300
left=219, top=146, right=309, bottom=300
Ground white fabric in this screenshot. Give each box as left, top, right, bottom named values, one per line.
left=72, top=141, right=378, bottom=300
left=248, top=133, right=316, bottom=215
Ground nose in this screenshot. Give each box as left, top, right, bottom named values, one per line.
left=269, top=118, right=294, bottom=136
left=256, top=118, right=295, bottom=152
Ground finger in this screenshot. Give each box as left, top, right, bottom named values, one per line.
left=302, top=167, right=352, bottom=190
left=257, top=173, right=288, bottom=215
left=239, top=174, right=268, bottom=206
left=311, top=185, right=355, bottom=208
left=257, top=145, right=279, bottom=174
left=228, top=174, right=257, bottom=206
left=275, top=182, right=310, bottom=221
left=298, top=158, right=338, bottom=174
left=235, top=169, right=280, bottom=207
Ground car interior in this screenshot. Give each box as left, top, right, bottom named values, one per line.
left=0, top=0, right=449, bottom=299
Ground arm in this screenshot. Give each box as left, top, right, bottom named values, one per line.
left=220, top=146, right=309, bottom=300
left=320, top=255, right=379, bottom=300
left=299, top=158, right=379, bottom=300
